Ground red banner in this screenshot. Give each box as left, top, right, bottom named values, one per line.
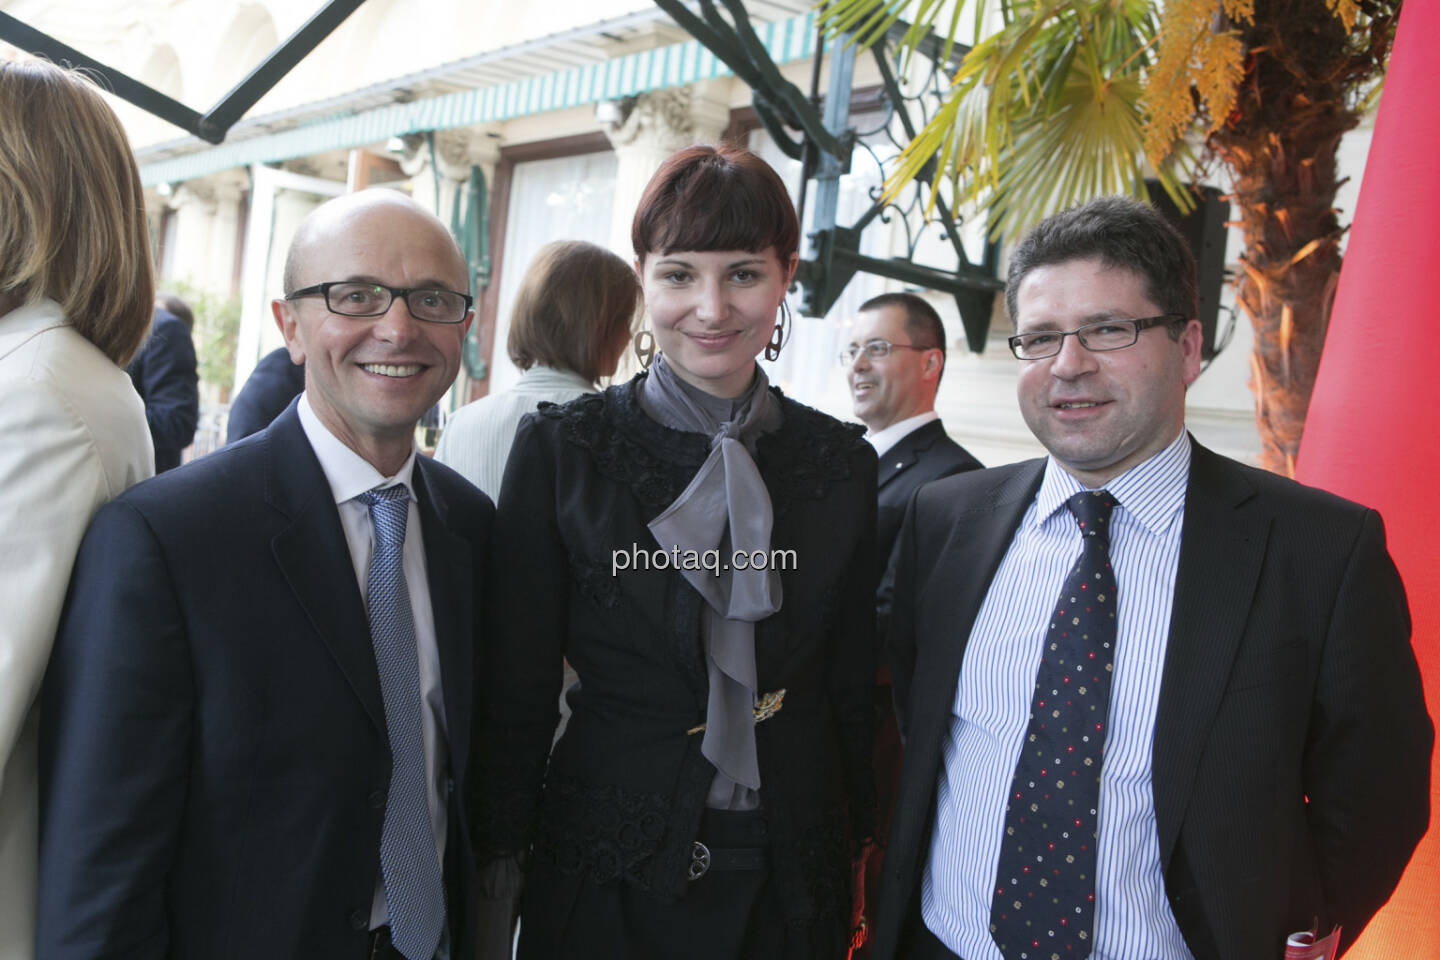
left=1293, top=1, right=1440, bottom=955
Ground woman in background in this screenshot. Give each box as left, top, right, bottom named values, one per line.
left=478, top=144, right=877, bottom=959
left=435, top=239, right=640, bottom=498
left=0, top=56, right=156, bottom=957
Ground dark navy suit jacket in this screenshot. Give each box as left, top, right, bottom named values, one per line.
left=872, top=440, right=1431, bottom=960
left=874, top=418, right=982, bottom=635
left=127, top=308, right=199, bottom=472
left=38, top=403, right=493, bottom=959
left=226, top=346, right=306, bottom=444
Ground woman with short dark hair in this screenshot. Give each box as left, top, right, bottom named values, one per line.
left=435, top=239, right=640, bottom=497
left=477, top=144, right=878, bottom=959
left=0, top=56, right=155, bottom=957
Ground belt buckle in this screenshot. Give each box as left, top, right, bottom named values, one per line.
left=687, top=840, right=711, bottom=881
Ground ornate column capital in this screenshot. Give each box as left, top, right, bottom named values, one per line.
left=604, top=89, right=698, bottom=153
left=170, top=181, right=217, bottom=213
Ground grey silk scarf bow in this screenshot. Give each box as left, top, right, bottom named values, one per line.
left=639, top=356, right=782, bottom=806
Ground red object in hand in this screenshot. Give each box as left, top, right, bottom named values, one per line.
left=1284, top=925, right=1341, bottom=960
left=846, top=843, right=874, bottom=959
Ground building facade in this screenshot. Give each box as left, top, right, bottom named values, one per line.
left=2, top=0, right=1379, bottom=464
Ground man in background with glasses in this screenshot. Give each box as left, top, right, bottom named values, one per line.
left=841, top=292, right=983, bottom=957
left=872, top=197, right=1430, bottom=960
left=842, top=292, right=984, bottom=637
left=40, top=190, right=493, bottom=960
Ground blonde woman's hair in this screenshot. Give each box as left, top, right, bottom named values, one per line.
left=507, top=240, right=641, bottom=383
left=0, top=56, right=154, bottom=366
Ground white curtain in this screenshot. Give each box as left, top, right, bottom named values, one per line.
left=489, top=151, right=619, bottom=394
left=749, top=121, right=991, bottom=419
left=750, top=126, right=891, bottom=418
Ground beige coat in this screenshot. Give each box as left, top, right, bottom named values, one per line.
left=0, top=299, right=152, bottom=960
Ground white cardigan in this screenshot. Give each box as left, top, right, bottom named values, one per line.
left=0, top=299, right=152, bottom=959
left=434, top=364, right=598, bottom=499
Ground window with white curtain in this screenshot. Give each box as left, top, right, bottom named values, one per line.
left=489, top=150, right=619, bottom=395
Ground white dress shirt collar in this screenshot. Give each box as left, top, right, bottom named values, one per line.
left=297, top=392, right=417, bottom=505
left=866, top=410, right=940, bottom=458
left=1032, top=427, right=1193, bottom=536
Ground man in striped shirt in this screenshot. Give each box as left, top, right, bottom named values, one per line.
left=872, top=197, right=1430, bottom=960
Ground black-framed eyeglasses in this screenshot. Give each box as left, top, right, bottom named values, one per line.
left=285, top=281, right=473, bottom=324
left=1008, top=314, right=1186, bottom=360
left=837, top=338, right=934, bottom=366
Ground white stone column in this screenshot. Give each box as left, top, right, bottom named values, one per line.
left=603, top=86, right=730, bottom=260
left=164, top=182, right=217, bottom=288
left=689, top=79, right=733, bottom=144
left=399, top=130, right=479, bottom=222
left=233, top=166, right=343, bottom=392
left=205, top=175, right=247, bottom=298
left=259, top=189, right=325, bottom=357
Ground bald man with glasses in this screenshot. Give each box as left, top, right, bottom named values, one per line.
left=39, top=190, right=492, bottom=960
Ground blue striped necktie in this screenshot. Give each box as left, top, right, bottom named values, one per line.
left=990, top=490, right=1119, bottom=960
left=357, top=485, right=446, bottom=960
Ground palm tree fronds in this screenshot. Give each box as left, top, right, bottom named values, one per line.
left=1327, top=0, right=1358, bottom=31
left=869, top=0, right=1185, bottom=238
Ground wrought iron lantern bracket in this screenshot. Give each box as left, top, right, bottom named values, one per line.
left=653, top=0, right=1003, bottom=351
left=0, top=1, right=368, bottom=145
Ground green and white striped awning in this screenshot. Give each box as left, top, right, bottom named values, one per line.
left=139, top=12, right=816, bottom=186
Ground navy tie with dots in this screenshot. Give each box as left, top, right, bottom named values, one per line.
left=990, top=490, right=1119, bottom=960
left=357, top=485, right=446, bottom=960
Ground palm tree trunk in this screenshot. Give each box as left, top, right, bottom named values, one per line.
left=1208, top=0, right=1395, bottom=476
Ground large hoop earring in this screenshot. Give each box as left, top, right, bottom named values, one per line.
left=764, top=301, right=792, bottom=362
left=632, top=329, right=656, bottom=370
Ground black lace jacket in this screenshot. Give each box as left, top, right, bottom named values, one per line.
left=473, top=374, right=878, bottom=933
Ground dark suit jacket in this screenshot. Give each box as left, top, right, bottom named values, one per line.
left=874, top=439, right=1431, bottom=960
left=226, top=346, right=306, bottom=444
left=874, top=418, right=982, bottom=635
left=126, top=308, right=199, bottom=472
left=38, top=404, right=493, bottom=960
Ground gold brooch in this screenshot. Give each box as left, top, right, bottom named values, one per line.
left=687, top=688, right=787, bottom=735
left=753, top=688, right=786, bottom=722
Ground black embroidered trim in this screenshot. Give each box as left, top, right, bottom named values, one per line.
left=471, top=763, right=543, bottom=864
left=538, top=388, right=702, bottom=511
left=756, top=400, right=865, bottom=512
left=539, top=376, right=866, bottom=516
left=666, top=573, right=708, bottom=696
left=570, top=551, right=625, bottom=611
left=531, top=774, right=669, bottom=886
left=789, top=808, right=856, bottom=922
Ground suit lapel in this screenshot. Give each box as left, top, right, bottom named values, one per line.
left=414, top=460, right=475, bottom=787
left=883, top=461, right=1043, bottom=944
left=909, top=462, right=1045, bottom=771
left=876, top=420, right=939, bottom=491
left=1151, top=441, right=1269, bottom=868
left=265, top=407, right=386, bottom=734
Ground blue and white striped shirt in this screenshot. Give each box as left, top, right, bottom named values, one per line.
left=921, top=429, right=1195, bottom=960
